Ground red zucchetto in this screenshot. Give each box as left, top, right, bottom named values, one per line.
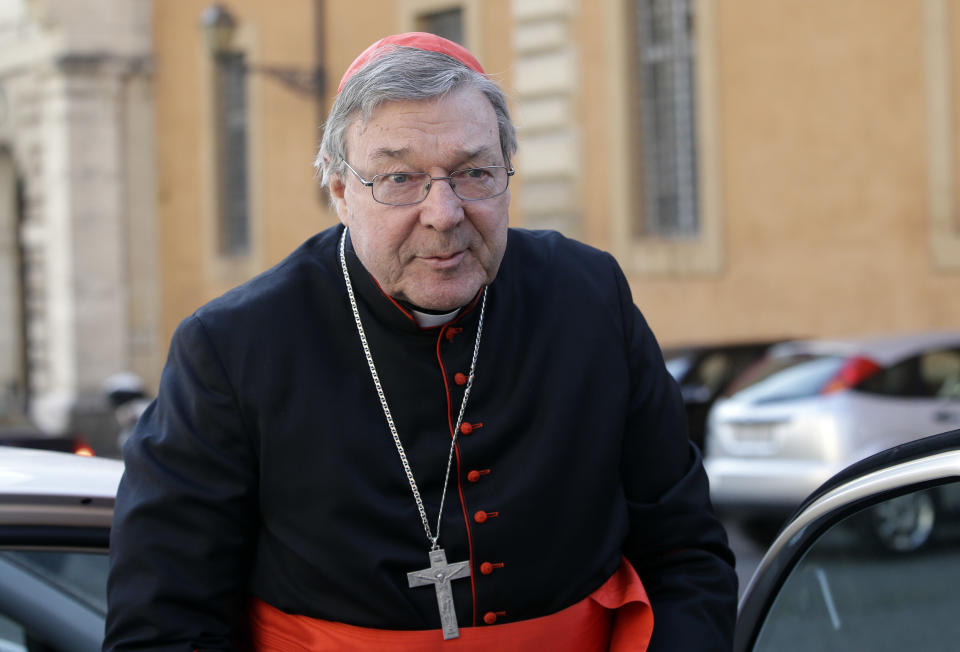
left=337, top=32, right=485, bottom=93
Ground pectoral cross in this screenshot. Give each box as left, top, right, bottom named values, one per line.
left=407, top=548, right=472, bottom=640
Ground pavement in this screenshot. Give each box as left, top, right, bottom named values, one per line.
left=724, top=520, right=768, bottom=598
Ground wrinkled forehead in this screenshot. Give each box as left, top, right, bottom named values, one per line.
left=343, top=88, right=501, bottom=165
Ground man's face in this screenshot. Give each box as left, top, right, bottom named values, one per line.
left=330, top=85, right=510, bottom=311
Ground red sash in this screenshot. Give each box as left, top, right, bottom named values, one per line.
left=248, top=557, right=653, bottom=651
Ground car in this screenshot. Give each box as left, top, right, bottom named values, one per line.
left=5, top=432, right=960, bottom=651
left=0, top=447, right=120, bottom=651
left=663, top=340, right=783, bottom=451
left=704, top=330, right=960, bottom=546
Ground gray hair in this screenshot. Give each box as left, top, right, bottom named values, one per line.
left=315, top=46, right=517, bottom=190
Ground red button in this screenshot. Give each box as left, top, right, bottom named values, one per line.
left=454, top=372, right=468, bottom=386
left=445, top=327, right=463, bottom=342
left=474, top=510, right=488, bottom=523
left=467, top=469, right=491, bottom=483
left=460, top=422, right=482, bottom=435
left=480, top=562, right=503, bottom=575
left=483, top=611, right=503, bottom=625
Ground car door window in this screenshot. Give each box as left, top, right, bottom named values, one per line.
left=0, top=549, right=108, bottom=652
left=0, top=612, right=27, bottom=651
left=924, top=349, right=960, bottom=400
left=751, top=482, right=960, bottom=651
left=857, top=348, right=960, bottom=398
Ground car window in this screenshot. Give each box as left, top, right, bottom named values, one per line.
left=750, top=482, right=960, bottom=651
left=0, top=549, right=108, bottom=652
left=928, top=349, right=960, bottom=399
left=857, top=348, right=960, bottom=399
left=727, top=355, right=846, bottom=404
left=688, top=352, right=732, bottom=393
left=0, top=613, right=27, bottom=652
left=0, top=550, right=108, bottom=613
left=691, top=348, right=771, bottom=394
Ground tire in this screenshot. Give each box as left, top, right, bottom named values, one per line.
left=867, top=489, right=937, bottom=553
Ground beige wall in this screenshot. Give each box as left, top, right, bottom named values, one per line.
left=154, top=0, right=334, bottom=344
left=599, top=0, right=960, bottom=346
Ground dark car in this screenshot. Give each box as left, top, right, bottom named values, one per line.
left=664, top=340, right=783, bottom=451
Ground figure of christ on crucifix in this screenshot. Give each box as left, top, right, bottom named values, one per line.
left=408, top=548, right=472, bottom=640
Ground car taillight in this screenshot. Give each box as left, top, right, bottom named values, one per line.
left=821, top=356, right=882, bottom=394
left=73, top=438, right=96, bottom=457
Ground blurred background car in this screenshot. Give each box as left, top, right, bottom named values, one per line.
left=664, top=339, right=784, bottom=451
left=704, top=330, right=960, bottom=547
left=0, top=399, right=95, bottom=457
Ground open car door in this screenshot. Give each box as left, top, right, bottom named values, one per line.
left=735, top=428, right=960, bottom=651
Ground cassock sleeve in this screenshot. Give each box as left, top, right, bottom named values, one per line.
left=611, top=257, right=739, bottom=652
left=104, top=314, right=259, bottom=651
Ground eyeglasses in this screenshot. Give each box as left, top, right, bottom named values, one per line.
left=342, top=160, right=515, bottom=207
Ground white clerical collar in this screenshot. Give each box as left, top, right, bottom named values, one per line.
left=410, top=307, right=461, bottom=328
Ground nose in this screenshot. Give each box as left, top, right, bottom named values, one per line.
left=418, top=177, right=465, bottom=231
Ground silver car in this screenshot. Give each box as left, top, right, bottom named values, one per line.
left=705, top=330, right=960, bottom=548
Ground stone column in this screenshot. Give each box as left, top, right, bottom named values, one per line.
left=30, top=56, right=133, bottom=442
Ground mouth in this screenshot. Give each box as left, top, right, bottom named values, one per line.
left=420, top=250, right=466, bottom=270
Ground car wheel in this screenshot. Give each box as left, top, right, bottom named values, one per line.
left=867, top=490, right=937, bottom=553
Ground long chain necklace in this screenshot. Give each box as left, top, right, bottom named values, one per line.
left=339, top=228, right=486, bottom=640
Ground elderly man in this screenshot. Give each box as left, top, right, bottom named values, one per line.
left=104, top=33, right=737, bottom=651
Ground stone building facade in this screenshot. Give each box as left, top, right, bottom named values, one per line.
left=0, top=0, right=159, bottom=453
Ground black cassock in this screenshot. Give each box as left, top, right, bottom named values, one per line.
left=105, top=225, right=737, bottom=651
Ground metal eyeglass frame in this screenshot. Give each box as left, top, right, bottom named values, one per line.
left=341, top=160, right=515, bottom=207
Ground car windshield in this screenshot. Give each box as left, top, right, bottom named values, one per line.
left=726, top=354, right=847, bottom=404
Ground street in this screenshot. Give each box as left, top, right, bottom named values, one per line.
left=725, top=520, right=770, bottom=598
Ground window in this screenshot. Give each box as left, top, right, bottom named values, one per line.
left=214, top=52, right=251, bottom=256
left=857, top=349, right=960, bottom=398
left=418, top=8, right=464, bottom=44
left=634, top=0, right=698, bottom=238
left=729, top=355, right=847, bottom=404
left=0, top=548, right=108, bottom=650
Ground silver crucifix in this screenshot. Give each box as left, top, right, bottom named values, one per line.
left=408, top=548, right=472, bottom=640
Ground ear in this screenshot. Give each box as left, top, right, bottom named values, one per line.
left=325, top=160, right=349, bottom=223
